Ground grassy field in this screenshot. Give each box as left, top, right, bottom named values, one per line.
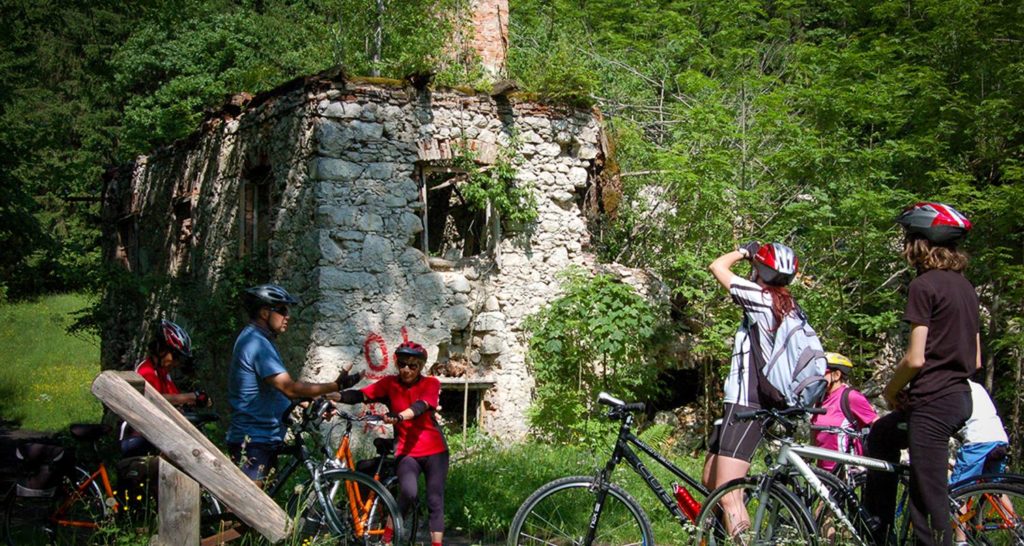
left=0, top=293, right=102, bottom=431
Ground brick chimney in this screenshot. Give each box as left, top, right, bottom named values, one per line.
left=468, top=0, right=508, bottom=78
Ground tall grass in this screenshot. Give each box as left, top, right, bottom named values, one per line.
left=0, top=293, right=102, bottom=430
left=446, top=428, right=705, bottom=544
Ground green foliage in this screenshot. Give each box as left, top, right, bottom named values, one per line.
left=0, top=293, right=102, bottom=430
left=524, top=268, right=665, bottom=444
left=508, top=0, right=1024, bottom=417
left=452, top=143, right=538, bottom=227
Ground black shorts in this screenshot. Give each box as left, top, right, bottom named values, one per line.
left=708, top=403, right=763, bottom=462
left=228, top=441, right=283, bottom=481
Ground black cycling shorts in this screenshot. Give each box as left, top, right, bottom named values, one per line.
left=708, top=403, right=763, bottom=462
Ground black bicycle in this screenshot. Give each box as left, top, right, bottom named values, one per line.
left=507, top=392, right=709, bottom=546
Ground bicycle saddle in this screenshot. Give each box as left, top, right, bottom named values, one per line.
left=373, top=437, right=395, bottom=455
left=69, top=423, right=112, bottom=442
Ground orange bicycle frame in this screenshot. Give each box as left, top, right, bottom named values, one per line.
left=52, top=463, right=119, bottom=529
left=332, top=433, right=388, bottom=538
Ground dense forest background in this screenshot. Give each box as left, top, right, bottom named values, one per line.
left=2, top=0, right=1022, bottom=442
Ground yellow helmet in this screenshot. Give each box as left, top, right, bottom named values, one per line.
left=825, top=352, right=854, bottom=375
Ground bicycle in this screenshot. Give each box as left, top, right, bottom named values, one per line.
left=3, top=424, right=119, bottom=545
left=696, top=406, right=1024, bottom=546
left=261, top=398, right=405, bottom=545
left=507, top=392, right=710, bottom=546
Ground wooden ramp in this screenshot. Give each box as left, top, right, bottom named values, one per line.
left=92, top=370, right=290, bottom=545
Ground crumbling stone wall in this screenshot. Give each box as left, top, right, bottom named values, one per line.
left=102, top=72, right=662, bottom=439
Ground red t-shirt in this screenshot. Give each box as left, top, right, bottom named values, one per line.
left=135, top=357, right=181, bottom=395
left=361, top=375, right=447, bottom=457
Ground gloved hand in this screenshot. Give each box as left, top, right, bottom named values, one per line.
left=194, top=390, right=211, bottom=407
left=384, top=411, right=404, bottom=424
left=739, top=241, right=761, bottom=260
left=335, top=370, right=362, bottom=391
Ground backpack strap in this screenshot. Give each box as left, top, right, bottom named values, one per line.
left=840, top=387, right=857, bottom=427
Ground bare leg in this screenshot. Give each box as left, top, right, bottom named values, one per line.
left=714, top=455, right=752, bottom=536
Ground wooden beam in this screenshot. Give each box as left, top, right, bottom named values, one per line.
left=153, top=458, right=200, bottom=546
left=91, top=371, right=289, bottom=543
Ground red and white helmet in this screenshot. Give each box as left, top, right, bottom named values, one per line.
left=896, top=202, right=971, bottom=245
left=753, top=242, right=799, bottom=287
left=159, top=320, right=193, bottom=358
left=395, top=341, right=428, bottom=360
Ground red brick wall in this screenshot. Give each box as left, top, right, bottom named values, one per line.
left=469, top=0, right=508, bottom=77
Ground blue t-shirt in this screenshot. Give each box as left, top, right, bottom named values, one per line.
left=227, top=324, right=291, bottom=443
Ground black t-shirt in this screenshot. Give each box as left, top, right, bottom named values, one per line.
left=903, top=269, right=978, bottom=407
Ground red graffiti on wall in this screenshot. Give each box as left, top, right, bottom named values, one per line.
left=362, top=327, right=419, bottom=380
left=363, top=333, right=389, bottom=380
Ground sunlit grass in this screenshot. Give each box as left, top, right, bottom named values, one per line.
left=0, top=292, right=102, bottom=430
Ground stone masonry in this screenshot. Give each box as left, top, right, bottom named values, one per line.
left=102, top=71, right=662, bottom=439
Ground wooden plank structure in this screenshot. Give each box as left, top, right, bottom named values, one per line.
left=91, top=370, right=290, bottom=545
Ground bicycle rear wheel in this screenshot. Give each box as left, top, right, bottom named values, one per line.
left=507, top=475, right=654, bottom=546
left=950, top=482, right=1024, bottom=546
left=696, top=476, right=814, bottom=546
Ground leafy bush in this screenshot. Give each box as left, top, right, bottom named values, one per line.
left=524, top=268, right=665, bottom=444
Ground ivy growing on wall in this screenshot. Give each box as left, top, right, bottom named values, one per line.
left=452, top=144, right=538, bottom=227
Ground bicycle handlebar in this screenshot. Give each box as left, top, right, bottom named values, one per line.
left=597, top=392, right=645, bottom=414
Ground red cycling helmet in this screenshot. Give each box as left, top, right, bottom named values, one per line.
left=896, top=202, right=971, bottom=245
left=395, top=341, right=428, bottom=360
left=158, top=320, right=193, bottom=358
left=753, top=242, right=799, bottom=287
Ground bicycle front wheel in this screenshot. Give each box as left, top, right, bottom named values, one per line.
left=289, top=469, right=405, bottom=546
left=696, top=476, right=815, bottom=546
left=507, top=475, right=654, bottom=546
left=950, top=482, right=1024, bottom=546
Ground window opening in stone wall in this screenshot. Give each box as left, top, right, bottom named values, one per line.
left=416, top=167, right=486, bottom=259
left=241, top=165, right=272, bottom=259
left=438, top=387, right=482, bottom=431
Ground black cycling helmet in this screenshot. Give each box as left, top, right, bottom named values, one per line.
left=244, top=284, right=299, bottom=306
left=752, top=242, right=799, bottom=287
left=895, top=202, right=971, bottom=245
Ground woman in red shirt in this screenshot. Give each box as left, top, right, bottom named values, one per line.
left=338, top=341, right=448, bottom=546
left=121, top=320, right=208, bottom=456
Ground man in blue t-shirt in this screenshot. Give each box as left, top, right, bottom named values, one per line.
left=227, top=284, right=359, bottom=483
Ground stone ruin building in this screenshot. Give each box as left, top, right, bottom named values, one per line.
left=99, top=2, right=663, bottom=440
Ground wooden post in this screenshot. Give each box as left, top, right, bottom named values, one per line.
left=151, top=459, right=200, bottom=546
left=92, top=371, right=289, bottom=543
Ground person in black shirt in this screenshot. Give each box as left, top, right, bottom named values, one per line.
left=864, top=202, right=979, bottom=546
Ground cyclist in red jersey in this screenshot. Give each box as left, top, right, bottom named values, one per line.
left=338, top=341, right=447, bottom=546
left=121, top=320, right=209, bottom=456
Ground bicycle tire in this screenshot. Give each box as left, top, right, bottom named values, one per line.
left=3, top=466, right=107, bottom=546
left=696, top=476, right=815, bottom=546
left=949, top=482, right=1024, bottom=546
left=507, top=475, right=655, bottom=546
left=287, top=469, right=405, bottom=546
